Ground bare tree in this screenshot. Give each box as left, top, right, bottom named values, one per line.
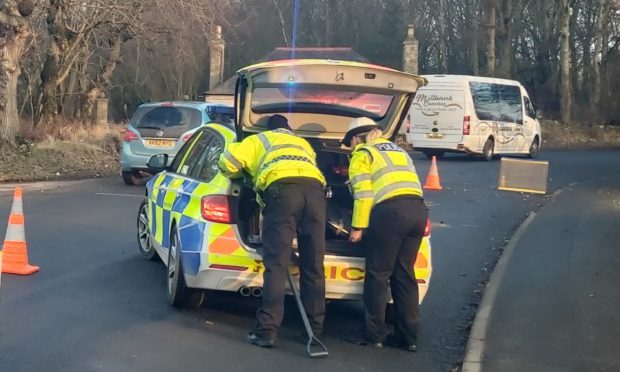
left=559, top=0, right=573, bottom=123
left=438, top=0, right=449, bottom=71
left=495, top=0, right=522, bottom=78
left=0, top=0, right=34, bottom=147
left=483, top=0, right=497, bottom=76
left=36, top=0, right=142, bottom=126
left=591, top=0, right=607, bottom=119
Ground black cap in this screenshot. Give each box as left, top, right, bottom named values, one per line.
left=267, top=114, right=291, bottom=130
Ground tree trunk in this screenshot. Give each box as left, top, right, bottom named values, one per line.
left=559, top=0, right=572, bottom=123
left=0, top=33, right=28, bottom=147
left=591, top=0, right=605, bottom=119
left=484, top=0, right=496, bottom=76
left=37, top=1, right=63, bottom=126
left=438, top=0, right=449, bottom=72
left=472, top=10, right=480, bottom=75
left=496, top=0, right=521, bottom=78
left=0, top=1, right=33, bottom=147
left=83, top=34, right=125, bottom=121
left=37, top=1, right=88, bottom=126
left=600, top=1, right=610, bottom=119
left=271, top=0, right=290, bottom=47
left=569, top=2, right=581, bottom=107
left=495, top=0, right=511, bottom=78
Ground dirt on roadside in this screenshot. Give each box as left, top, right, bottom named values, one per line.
left=1, top=122, right=123, bottom=183
left=0, top=142, right=119, bottom=183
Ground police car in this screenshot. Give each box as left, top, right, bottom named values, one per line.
left=137, top=60, right=432, bottom=308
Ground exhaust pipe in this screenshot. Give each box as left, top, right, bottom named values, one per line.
left=251, top=287, right=263, bottom=298
left=239, top=286, right=251, bottom=297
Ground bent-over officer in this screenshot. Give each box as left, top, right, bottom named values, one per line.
left=218, top=114, right=327, bottom=348
left=343, top=117, right=427, bottom=352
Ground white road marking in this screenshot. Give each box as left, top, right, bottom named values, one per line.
left=95, top=193, right=143, bottom=198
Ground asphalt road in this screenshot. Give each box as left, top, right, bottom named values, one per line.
left=477, top=175, right=620, bottom=371
left=1, top=150, right=619, bottom=372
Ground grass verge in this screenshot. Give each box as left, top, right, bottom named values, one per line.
left=0, top=122, right=123, bottom=183
left=541, top=120, right=620, bottom=149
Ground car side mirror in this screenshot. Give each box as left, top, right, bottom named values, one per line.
left=147, top=154, right=169, bottom=172
left=536, top=110, right=543, bottom=120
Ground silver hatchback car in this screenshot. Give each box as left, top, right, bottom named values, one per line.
left=120, top=101, right=234, bottom=185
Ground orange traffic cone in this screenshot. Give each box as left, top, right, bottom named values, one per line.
left=1, top=187, right=39, bottom=275
left=423, top=156, right=443, bottom=190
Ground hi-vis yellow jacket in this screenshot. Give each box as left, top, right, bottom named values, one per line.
left=348, top=138, right=423, bottom=229
left=218, top=129, right=325, bottom=191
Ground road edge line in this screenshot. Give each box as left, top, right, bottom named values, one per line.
left=461, top=210, right=538, bottom=372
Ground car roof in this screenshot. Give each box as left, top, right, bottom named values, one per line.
left=202, top=122, right=236, bottom=138
left=137, top=101, right=232, bottom=109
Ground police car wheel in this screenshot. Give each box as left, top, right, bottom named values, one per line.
left=137, top=200, right=157, bottom=261
left=167, top=227, right=205, bottom=308
left=482, top=138, right=495, bottom=161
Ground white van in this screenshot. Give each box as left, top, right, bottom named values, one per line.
left=401, top=75, right=542, bottom=160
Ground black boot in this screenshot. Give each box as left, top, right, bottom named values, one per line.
left=346, top=332, right=384, bottom=349
left=246, top=331, right=275, bottom=348
left=385, top=334, right=417, bottom=352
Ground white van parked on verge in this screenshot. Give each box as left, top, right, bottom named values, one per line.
left=401, top=75, right=542, bottom=160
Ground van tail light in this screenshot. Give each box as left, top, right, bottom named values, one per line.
left=201, top=195, right=231, bottom=223
left=424, top=218, right=431, bottom=236
left=182, top=133, right=194, bottom=142
left=123, top=129, right=139, bottom=142
left=463, top=116, right=471, bottom=135
left=406, top=115, right=411, bottom=133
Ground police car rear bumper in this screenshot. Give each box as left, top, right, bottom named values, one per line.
left=182, top=253, right=430, bottom=302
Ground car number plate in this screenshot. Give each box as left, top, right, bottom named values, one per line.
left=427, top=133, right=444, bottom=139
left=146, top=139, right=175, bottom=147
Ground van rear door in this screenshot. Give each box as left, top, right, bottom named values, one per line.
left=409, top=87, right=465, bottom=146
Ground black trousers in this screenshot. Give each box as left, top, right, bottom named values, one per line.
left=255, top=179, right=326, bottom=340
left=362, top=196, right=428, bottom=344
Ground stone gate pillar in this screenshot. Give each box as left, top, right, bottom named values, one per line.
left=209, top=25, right=225, bottom=90
left=402, top=24, right=419, bottom=75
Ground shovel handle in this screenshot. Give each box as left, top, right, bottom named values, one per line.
left=287, top=267, right=329, bottom=358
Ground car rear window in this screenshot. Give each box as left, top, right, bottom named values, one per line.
left=131, top=106, right=202, bottom=130
left=251, top=86, right=394, bottom=119
left=206, top=106, right=234, bottom=126
left=469, top=82, right=523, bottom=124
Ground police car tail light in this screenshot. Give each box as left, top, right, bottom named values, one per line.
left=123, top=129, right=139, bottom=142
left=424, top=218, right=431, bottom=236
left=201, top=195, right=231, bottom=223
left=463, top=116, right=471, bottom=135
